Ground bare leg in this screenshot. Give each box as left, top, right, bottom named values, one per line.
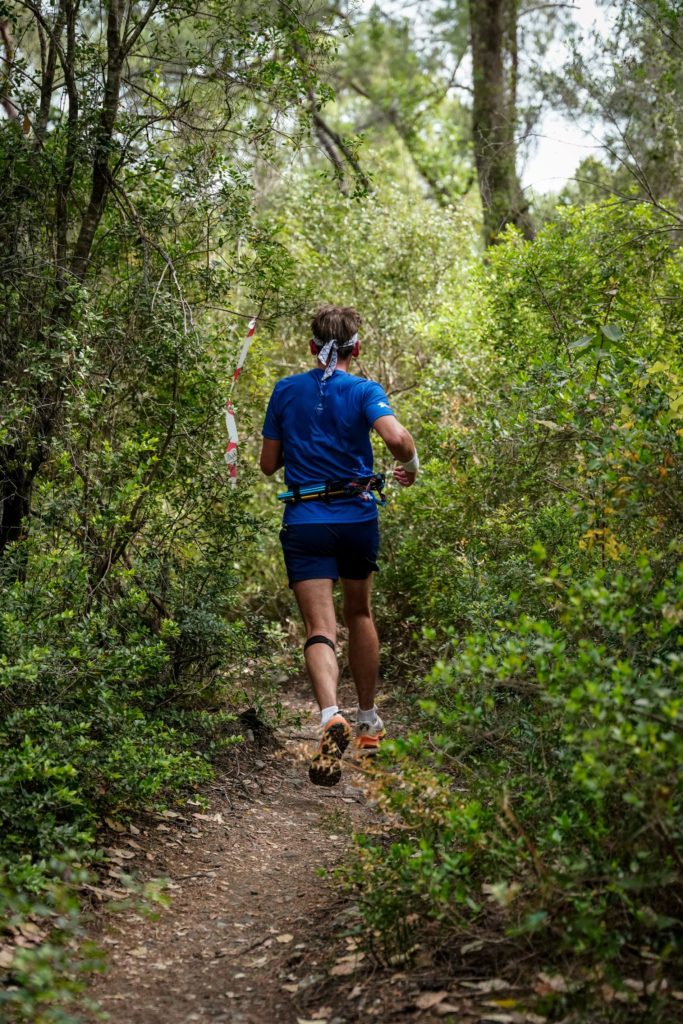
left=341, top=577, right=379, bottom=711
left=292, top=578, right=338, bottom=710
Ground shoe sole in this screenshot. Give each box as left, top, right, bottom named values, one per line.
left=309, top=721, right=350, bottom=788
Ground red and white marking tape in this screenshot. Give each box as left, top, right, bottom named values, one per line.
left=224, top=316, right=257, bottom=486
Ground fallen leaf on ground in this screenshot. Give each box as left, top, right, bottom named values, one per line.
left=248, top=955, right=269, bottom=968
left=435, top=1004, right=461, bottom=1017
left=330, top=959, right=363, bottom=976
left=415, top=990, right=450, bottom=1010
left=334, top=951, right=365, bottom=964
left=128, top=946, right=148, bottom=958
left=0, top=947, right=14, bottom=969
left=105, top=817, right=126, bottom=833
left=276, top=933, right=294, bottom=943
left=85, top=885, right=125, bottom=901
left=461, top=939, right=485, bottom=954
left=535, top=972, right=568, bottom=994
left=388, top=944, right=420, bottom=965
left=475, top=978, right=510, bottom=993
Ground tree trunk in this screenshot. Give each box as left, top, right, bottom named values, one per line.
left=469, top=0, right=534, bottom=245
left=0, top=463, right=33, bottom=561
left=0, top=2, right=125, bottom=562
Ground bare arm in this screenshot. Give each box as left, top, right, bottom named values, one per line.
left=372, top=415, right=418, bottom=486
left=373, top=415, right=415, bottom=461
left=260, top=438, right=284, bottom=476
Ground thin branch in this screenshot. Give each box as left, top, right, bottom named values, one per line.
left=70, top=0, right=126, bottom=282
left=34, top=0, right=67, bottom=142
left=520, top=2, right=578, bottom=14
left=0, top=18, right=20, bottom=119
left=108, top=180, right=194, bottom=334
left=630, top=0, right=683, bottom=57
left=529, top=266, right=573, bottom=365
left=311, top=106, right=371, bottom=192
left=122, top=0, right=160, bottom=56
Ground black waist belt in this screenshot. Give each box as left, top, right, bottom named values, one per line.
left=277, top=473, right=386, bottom=505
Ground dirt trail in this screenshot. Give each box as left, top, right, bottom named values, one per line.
left=86, top=684, right=543, bottom=1024
left=87, top=683, right=384, bottom=1024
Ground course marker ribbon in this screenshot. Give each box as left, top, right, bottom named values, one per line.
left=224, top=316, right=257, bottom=486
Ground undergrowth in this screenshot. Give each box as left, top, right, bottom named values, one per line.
left=350, top=204, right=683, bottom=1021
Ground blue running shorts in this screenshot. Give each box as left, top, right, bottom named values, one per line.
left=279, top=519, right=380, bottom=586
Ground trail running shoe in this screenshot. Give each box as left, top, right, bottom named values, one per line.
left=309, top=714, right=351, bottom=787
left=354, top=715, right=386, bottom=757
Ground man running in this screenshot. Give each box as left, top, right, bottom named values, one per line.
left=260, top=305, right=419, bottom=787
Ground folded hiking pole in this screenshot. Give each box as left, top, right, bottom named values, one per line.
left=277, top=474, right=386, bottom=504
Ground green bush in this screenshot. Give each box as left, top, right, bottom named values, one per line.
left=359, top=558, right=682, bottom=938
left=353, top=203, right=683, bottom=1012
left=379, top=201, right=682, bottom=635
left=0, top=537, right=254, bottom=1021
left=0, top=257, right=263, bottom=1021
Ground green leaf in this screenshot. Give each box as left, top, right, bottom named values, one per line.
left=568, top=334, right=594, bottom=353
left=531, top=541, right=547, bottom=563
left=600, top=324, right=623, bottom=342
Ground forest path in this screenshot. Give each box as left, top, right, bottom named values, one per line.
left=86, top=681, right=393, bottom=1024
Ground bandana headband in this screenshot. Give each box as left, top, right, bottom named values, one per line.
left=315, top=332, right=359, bottom=380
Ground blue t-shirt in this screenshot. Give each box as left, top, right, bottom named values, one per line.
left=262, top=368, right=394, bottom=524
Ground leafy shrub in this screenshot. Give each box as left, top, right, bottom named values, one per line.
left=352, top=203, right=683, bottom=1012
left=0, top=534, right=255, bottom=1020
left=379, top=201, right=682, bottom=636
left=359, top=558, right=682, bottom=938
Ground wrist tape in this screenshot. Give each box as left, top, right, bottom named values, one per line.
left=401, top=450, right=420, bottom=474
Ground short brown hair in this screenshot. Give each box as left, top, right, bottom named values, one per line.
left=311, top=305, right=361, bottom=351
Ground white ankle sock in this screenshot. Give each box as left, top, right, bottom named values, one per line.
left=357, top=705, right=380, bottom=727
left=320, top=705, right=339, bottom=727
